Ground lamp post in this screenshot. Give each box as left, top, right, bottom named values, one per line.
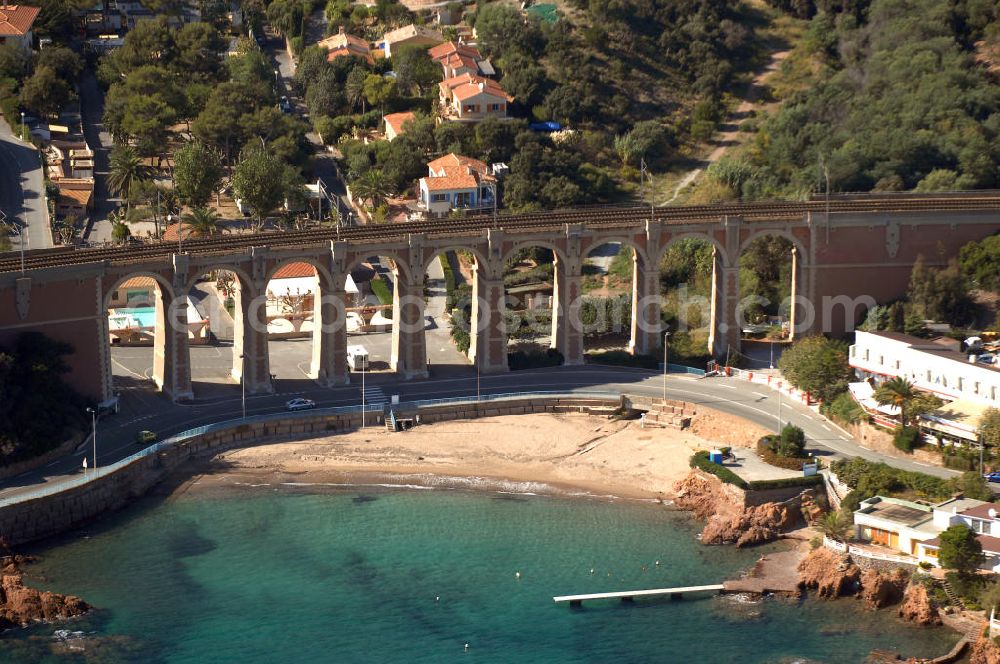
left=20, top=112, right=25, bottom=141
left=239, top=353, right=246, bottom=419
left=662, top=330, right=670, bottom=403
left=85, top=407, right=97, bottom=473
left=361, top=361, right=366, bottom=428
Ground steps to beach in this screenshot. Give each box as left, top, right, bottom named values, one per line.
left=939, top=579, right=966, bottom=611
left=361, top=385, right=388, bottom=408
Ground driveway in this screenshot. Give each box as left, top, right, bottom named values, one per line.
left=0, top=116, right=51, bottom=251
left=78, top=71, right=116, bottom=243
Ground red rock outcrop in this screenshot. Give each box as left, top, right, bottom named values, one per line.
left=701, top=502, right=798, bottom=547
left=673, top=472, right=737, bottom=520
left=673, top=471, right=797, bottom=547
left=0, top=574, right=89, bottom=628
left=798, top=546, right=861, bottom=598
left=860, top=568, right=908, bottom=609
left=897, top=583, right=941, bottom=626
left=970, top=635, right=1000, bottom=664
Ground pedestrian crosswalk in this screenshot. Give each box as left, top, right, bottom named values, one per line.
left=362, top=384, right=388, bottom=407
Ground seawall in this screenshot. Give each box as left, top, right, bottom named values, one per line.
left=0, top=396, right=622, bottom=546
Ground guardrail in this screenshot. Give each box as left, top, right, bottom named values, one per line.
left=0, top=390, right=621, bottom=509
left=823, top=536, right=917, bottom=565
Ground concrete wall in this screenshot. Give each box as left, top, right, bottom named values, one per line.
left=0, top=397, right=621, bottom=547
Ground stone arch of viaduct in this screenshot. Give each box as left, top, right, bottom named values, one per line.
left=1, top=207, right=998, bottom=402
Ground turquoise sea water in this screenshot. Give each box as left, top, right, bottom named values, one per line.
left=3, top=486, right=958, bottom=663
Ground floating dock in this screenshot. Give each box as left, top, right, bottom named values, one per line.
left=553, top=584, right=724, bottom=606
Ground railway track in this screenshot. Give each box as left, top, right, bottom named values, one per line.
left=2, top=195, right=999, bottom=274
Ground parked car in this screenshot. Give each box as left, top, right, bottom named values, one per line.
left=279, top=96, right=292, bottom=113
left=984, top=472, right=1000, bottom=483
left=136, top=430, right=157, bottom=445
left=286, top=398, right=316, bottom=411
left=977, top=354, right=996, bottom=365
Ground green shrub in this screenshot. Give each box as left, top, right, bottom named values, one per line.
left=893, top=426, right=920, bottom=453
left=756, top=436, right=810, bottom=470
left=822, top=391, right=866, bottom=425
left=747, top=475, right=823, bottom=490
left=689, top=450, right=748, bottom=489
left=450, top=325, right=470, bottom=354
left=943, top=454, right=977, bottom=471
left=831, top=457, right=955, bottom=504
left=585, top=350, right=659, bottom=369
left=508, top=348, right=563, bottom=371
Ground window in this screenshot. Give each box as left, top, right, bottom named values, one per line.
left=111, top=290, right=119, bottom=300
left=879, top=355, right=884, bottom=365
left=431, top=193, right=448, bottom=202
left=864, top=349, right=870, bottom=361
left=895, top=360, right=900, bottom=370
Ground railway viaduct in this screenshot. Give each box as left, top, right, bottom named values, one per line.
left=1, top=195, right=998, bottom=402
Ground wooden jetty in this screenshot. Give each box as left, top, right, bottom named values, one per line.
left=553, top=584, right=724, bottom=606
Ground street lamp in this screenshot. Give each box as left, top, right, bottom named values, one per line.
left=20, top=112, right=25, bottom=141
left=239, top=353, right=246, bottom=419
left=662, top=330, right=671, bottom=403
left=85, top=407, right=97, bottom=474
left=361, top=360, right=366, bottom=428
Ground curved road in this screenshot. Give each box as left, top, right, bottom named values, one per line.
left=0, top=117, right=50, bottom=251
left=0, top=364, right=958, bottom=504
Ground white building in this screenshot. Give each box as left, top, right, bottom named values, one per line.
left=853, top=495, right=939, bottom=556
left=916, top=498, right=1000, bottom=572
left=850, top=330, right=1000, bottom=406
left=852, top=494, right=1000, bottom=572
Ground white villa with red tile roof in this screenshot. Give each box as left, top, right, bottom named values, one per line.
left=418, top=153, right=496, bottom=215
left=438, top=73, right=512, bottom=122
left=0, top=5, right=40, bottom=50
left=383, top=111, right=416, bottom=141
left=318, top=27, right=374, bottom=65
left=428, top=41, right=493, bottom=79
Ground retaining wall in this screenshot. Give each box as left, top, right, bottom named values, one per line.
left=0, top=396, right=620, bottom=546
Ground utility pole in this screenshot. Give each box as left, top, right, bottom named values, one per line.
left=662, top=330, right=670, bottom=403
left=240, top=353, right=247, bottom=419
left=85, top=407, right=97, bottom=473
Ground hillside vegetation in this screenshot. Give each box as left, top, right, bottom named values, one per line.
left=713, top=0, right=1000, bottom=198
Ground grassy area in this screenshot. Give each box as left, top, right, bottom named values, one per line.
left=370, top=276, right=393, bottom=305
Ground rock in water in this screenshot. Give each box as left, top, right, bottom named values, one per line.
left=969, top=635, right=1000, bottom=664
left=896, top=583, right=940, bottom=626
left=0, top=574, right=89, bottom=628
left=860, top=568, right=908, bottom=609
left=797, top=547, right=861, bottom=598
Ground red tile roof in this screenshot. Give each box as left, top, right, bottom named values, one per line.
left=960, top=503, right=1000, bottom=520
left=428, top=40, right=481, bottom=62
left=0, top=5, right=39, bottom=36
left=439, top=73, right=512, bottom=103
left=271, top=262, right=317, bottom=279
left=427, top=153, right=488, bottom=176
left=923, top=533, right=1000, bottom=555
left=384, top=111, right=416, bottom=137
left=117, top=276, right=155, bottom=290
left=422, top=153, right=494, bottom=191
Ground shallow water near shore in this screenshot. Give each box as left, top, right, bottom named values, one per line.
left=6, top=484, right=958, bottom=663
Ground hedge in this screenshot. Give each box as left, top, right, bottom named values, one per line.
left=747, top=475, right=823, bottom=490
left=756, top=436, right=811, bottom=471
left=690, top=450, right=748, bottom=489
left=439, top=254, right=457, bottom=294
left=585, top=350, right=660, bottom=369
left=508, top=347, right=563, bottom=371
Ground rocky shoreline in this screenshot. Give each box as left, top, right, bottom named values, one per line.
left=0, top=554, right=89, bottom=630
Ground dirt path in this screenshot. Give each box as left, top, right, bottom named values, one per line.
left=662, top=49, right=790, bottom=205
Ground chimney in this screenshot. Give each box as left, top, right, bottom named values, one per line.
left=338, top=25, right=345, bottom=35
left=478, top=82, right=485, bottom=91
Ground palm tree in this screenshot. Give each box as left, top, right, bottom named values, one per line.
left=108, top=146, right=154, bottom=212
left=182, top=207, right=221, bottom=236
left=350, top=169, right=392, bottom=212
left=819, top=511, right=851, bottom=542
left=874, top=377, right=916, bottom=427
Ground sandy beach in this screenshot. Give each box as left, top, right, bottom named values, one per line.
left=186, top=409, right=773, bottom=500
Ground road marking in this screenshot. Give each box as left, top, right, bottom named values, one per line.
left=751, top=391, right=768, bottom=398
left=820, top=423, right=831, bottom=431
